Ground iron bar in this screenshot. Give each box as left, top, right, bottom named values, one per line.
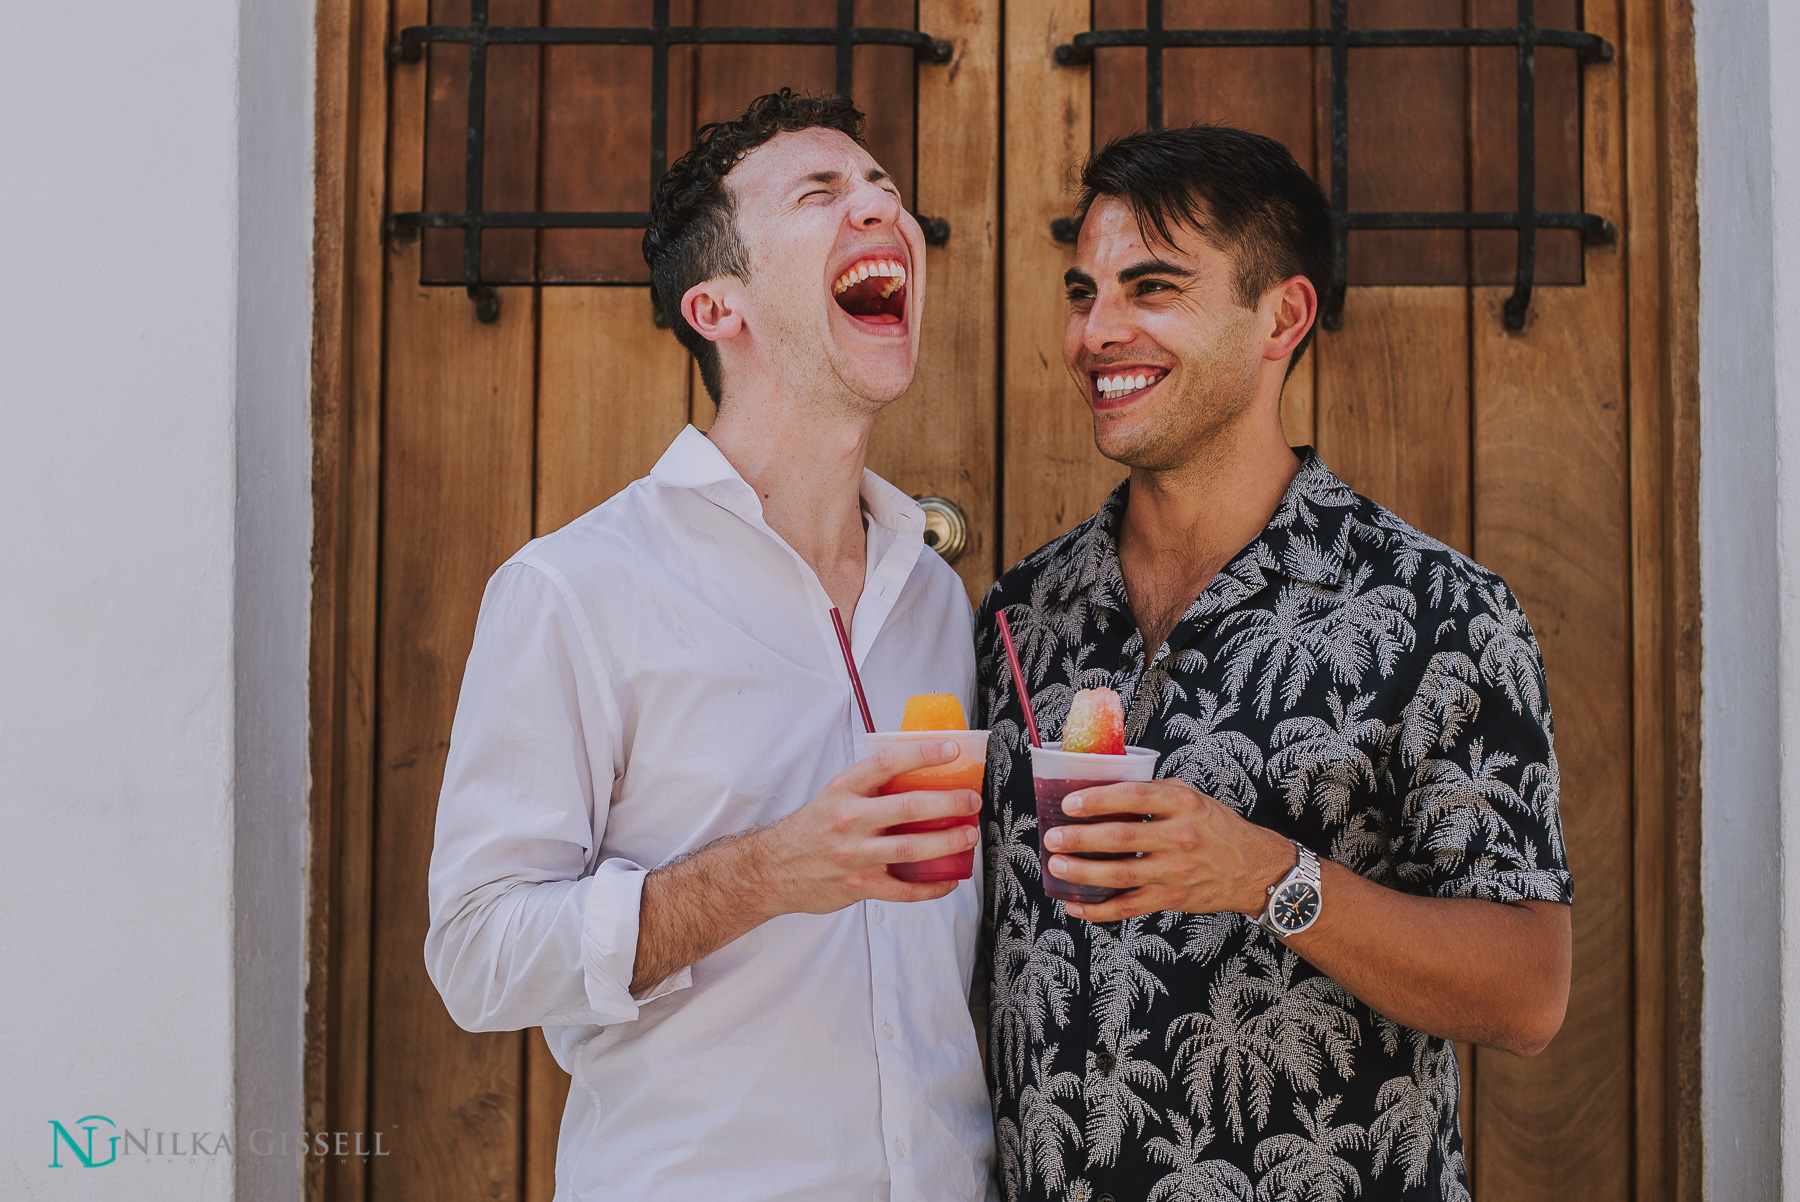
left=392, top=11, right=950, bottom=318
left=1505, top=0, right=1539, bottom=330
left=462, top=0, right=492, bottom=320
left=396, top=24, right=949, bottom=53
left=1055, top=0, right=1613, bottom=330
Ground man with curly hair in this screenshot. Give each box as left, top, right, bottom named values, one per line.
left=425, top=90, right=995, bottom=1199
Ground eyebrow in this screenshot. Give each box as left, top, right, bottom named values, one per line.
left=1117, top=258, right=1193, bottom=283
left=1064, top=259, right=1193, bottom=290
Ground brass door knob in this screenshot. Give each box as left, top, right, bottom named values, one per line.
left=915, top=496, right=969, bottom=564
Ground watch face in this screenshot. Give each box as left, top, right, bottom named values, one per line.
left=1271, top=882, right=1320, bottom=932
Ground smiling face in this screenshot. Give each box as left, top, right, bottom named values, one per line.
left=720, top=126, right=926, bottom=410
left=1063, top=197, right=1275, bottom=473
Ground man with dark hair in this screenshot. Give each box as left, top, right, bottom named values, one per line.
left=978, top=125, right=1571, bottom=1201
left=426, top=90, right=994, bottom=1199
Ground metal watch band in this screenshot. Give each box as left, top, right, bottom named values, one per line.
left=1259, top=841, right=1323, bottom=938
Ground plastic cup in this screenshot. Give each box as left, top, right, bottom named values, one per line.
left=1028, top=741, right=1162, bottom=904
left=864, top=730, right=990, bottom=882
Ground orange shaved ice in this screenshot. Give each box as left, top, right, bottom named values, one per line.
left=901, top=693, right=968, bottom=731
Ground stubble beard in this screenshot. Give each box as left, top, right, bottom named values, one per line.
left=1093, top=326, right=1261, bottom=479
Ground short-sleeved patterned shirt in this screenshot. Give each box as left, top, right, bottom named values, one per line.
left=974, top=449, right=1571, bottom=1202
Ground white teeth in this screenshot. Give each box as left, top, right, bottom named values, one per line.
left=833, top=259, right=907, bottom=296
left=1096, top=372, right=1161, bottom=399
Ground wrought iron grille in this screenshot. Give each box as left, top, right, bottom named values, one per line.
left=1054, top=0, right=1615, bottom=330
left=388, top=0, right=952, bottom=322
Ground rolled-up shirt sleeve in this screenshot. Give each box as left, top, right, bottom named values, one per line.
left=425, top=559, right=690, bottom=1033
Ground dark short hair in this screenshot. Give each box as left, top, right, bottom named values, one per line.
left=1076, top=125, right=1332, bottom=369
left=643, top=89, right=866, bottom=407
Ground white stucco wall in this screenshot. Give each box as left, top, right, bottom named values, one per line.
left=1696, top=0, right=1800, bottom=1195
left=0, top=2, right=312, bottom=1199
left=1775, top=1, right=1800, bottom=1195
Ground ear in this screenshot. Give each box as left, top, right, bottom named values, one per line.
left=1263, top=274, right=1318, bottom=363
left=681, top=279, right=745, bottom=343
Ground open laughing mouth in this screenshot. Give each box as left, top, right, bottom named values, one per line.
left=1090, top=367, right=1167, bottom=405
left=831, top=254, right=908, bottom=328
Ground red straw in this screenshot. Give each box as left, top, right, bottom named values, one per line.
left=829, top=607, right=876, bottom=734
left=995, top=611, right=1042, bottom=747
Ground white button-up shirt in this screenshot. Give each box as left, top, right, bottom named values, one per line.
left=425, top=427, right=995, bottom=1201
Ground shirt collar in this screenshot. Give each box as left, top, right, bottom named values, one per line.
left=650, top=424, right=928, bottom=538
left=1056, top=446, right=1359, bottom=614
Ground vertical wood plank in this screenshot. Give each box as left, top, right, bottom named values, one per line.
left=1470, top=0, right=1583, bottom=284
left=421, top=0, right=544, bottom=283
left=693, top=1, right=835, bottom=124
left=1003, top=0, right=1118, bottom=566
left=311, top=1, right=394, bottom=1199
left=536, top=288, right=693, bottom=534
left=1160, top=0, right=1319, bottom=171
left=1622, top=0, right=1702, bottom=1196
left=1471, top=0, right=1632, bottom=1189
left=852, top=0, right=918, bottom=210
left=867, top=0, right=1000, bottom=599
left=1343, top=0, right=1469, bottom=284
left=522, top=1037, right=568, bottom=1202
left=539, top=0, right=680, bottom=282
left=1314, top=287, right=1472, bottom=552
left=1282, top=349, right=1316, bottom=449
left=371, top=2, right=540, bottom=1169
left=1470, top=283, right=1632, bottom=1202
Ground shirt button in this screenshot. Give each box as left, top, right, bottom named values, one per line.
left=880, top=1023, right=895, bottom=1041
left=891, top=1140, right=905, bottom=1160
left=870, top=903, right=884, bottom=924
left=1096, top=1193, right=1116, bottom=1202
left=1094, top=1050, right=1116, bottom=1076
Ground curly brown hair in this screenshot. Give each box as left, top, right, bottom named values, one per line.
left=643, top=89, right=866, bottom=407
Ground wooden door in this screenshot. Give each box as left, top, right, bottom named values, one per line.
left=308, top=0, right=1699, bottom=1198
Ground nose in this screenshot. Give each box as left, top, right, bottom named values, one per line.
left=845, top=176, right=902, bottom=231
left=1080, top=285, right=1137, bottom=354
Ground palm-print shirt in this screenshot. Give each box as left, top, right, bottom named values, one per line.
left=975, top=449, right=1571, bottom=1202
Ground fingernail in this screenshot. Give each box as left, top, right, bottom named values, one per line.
left=941, top=740, right=959, bottom=757
left=1064, top=794, right=1083, bottom=815
left=965, top=828, right=979, bottom=847
left=1043, top=829, right=1063, bottom=850
left=1049, top=856, right=1067, bottom=874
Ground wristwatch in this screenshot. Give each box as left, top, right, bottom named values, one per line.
left=1259, top=842, right=1323, bottom=939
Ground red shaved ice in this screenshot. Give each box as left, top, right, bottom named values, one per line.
left=1062, top=687, right=1125, bottom=754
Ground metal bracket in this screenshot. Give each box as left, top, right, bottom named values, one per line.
left=468, top=285, right=500, bottom=325
left=917, top=216, right=951, bottom=247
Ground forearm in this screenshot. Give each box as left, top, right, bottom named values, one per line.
left=630, top=831, right=783, bottom=993
left=1281, top=860, right=1571, bottom=1055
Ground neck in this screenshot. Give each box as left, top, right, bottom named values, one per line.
left=1122, top=410, right=1299, bottom=566
left=705, top=383, right=875, bottom=600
